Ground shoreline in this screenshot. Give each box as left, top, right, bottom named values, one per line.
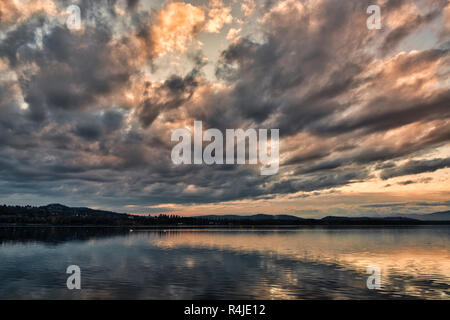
left=1, top=223, right=450, bottom=228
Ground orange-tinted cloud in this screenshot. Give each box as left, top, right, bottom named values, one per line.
left=204, top=5, right=232, bottom=33
left=151, top=2, right=206, bottom=56
left=0, top=0, right=57, bottom=27
left=151, top=1, right=232, bottom=56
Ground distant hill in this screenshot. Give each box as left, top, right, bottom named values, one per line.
left=401, top=210, right=450, bottom=221
left=0, top=204, right=220, bottom=226
left=321, top=216, right=419, bottom=223
left=198, top=214, right=425, bottom=225
left=198, top=214, right=307, bottom=221
left=197, top=212, right=450, bottom=224
left=1, top=204, right=449, bottom=226
left=0, top=203, right=139, bottom=226
left=40, top=203, right=127, bottom=218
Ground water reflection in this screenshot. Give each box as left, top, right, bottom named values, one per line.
left=0, top=226, right=448, bottom=299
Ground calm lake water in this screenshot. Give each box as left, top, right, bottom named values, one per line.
left=0, top=226, right=449, bottom=299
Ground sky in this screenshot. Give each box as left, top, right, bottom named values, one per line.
left=0, top=0, right=449, bottom=217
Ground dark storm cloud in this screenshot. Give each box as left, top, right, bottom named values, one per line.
left=24, top=26, right=132, bottom=118
left=103, top=109, right=124, bottom=132
left=269, top=170, right=370, bottom=194
left=296, top=159, right=346, bottom=174
left=218, top=35, right=449, bottom=138
left=71, top=108, right=125, bottom=140
left=283, top=148, right=332, bottom=166
left=126, top=0, right=140, bottom=10
left=380, top=158, right=450, bottom=180
left=137, top=52, right=206, bottom=128
left=73, top=121, right=103, bottom=141
left=137, top=71, right=199, bottom=127
left=396, top=177, right=433, bottom=185
left=215, top=0, right=373, bottom=132
left=215, top=0, right=447, bottom=149
left=0, top=17, right=46, bottom=67
left=414, top=201, right=450, bottom=207
left=1, top=0, right=264, bottom=208
left=311, top=66, right=450, bottom=135
left=290, top=123, right=449, bottom=174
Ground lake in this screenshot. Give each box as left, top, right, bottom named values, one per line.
left=0, top=226, right=449, bottom=299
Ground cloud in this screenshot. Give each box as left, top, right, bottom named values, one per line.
left=0, top=0, right=448, bottom=212
left=136, top=52, right=206, bottom=127
left=397, top=177, right=433, bottom=185
left=0, top=0, right=57, bottom=28
left=361, top=203, right=404, bottom=208
left=381, top=3, right=441, bottom=55
left=151, top=2, right=206, bottom=56
left=150, top=1, right=232, bottom=56
left=380, top=158, right=450, bottom=180
left=414, top=201, right=450, bottom=207
left=441, top=2, right=450, bottom=40
left=204, top=4, right=232, bottom=33
left=241, top=0, right=256, bottom=17
left=226, top=28, right=241, bottom=41
left=269, top=169, right=370, bottom=194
